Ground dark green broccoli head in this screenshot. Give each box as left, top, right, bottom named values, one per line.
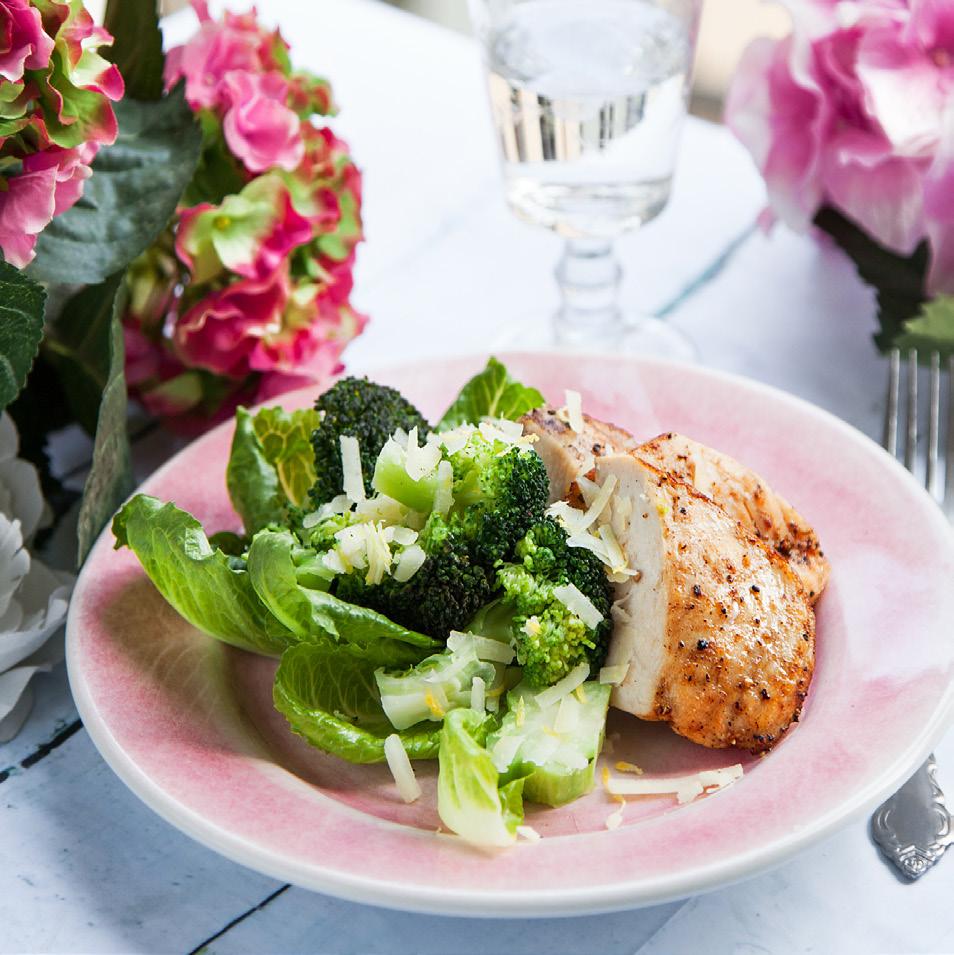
left=334, top=513, right=494, bottom=639
left=310, top=377, right=430, bottom=505
left=492, top=517, right=613, bottom=688
left=447, top=444, right=549, bottom=564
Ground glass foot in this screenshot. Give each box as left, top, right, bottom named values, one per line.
left=491, top=311, right=697, bottom=362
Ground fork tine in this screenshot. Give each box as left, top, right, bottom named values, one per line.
left=884, top=348, right=900, bottom=456
left=928, top=351, right=940, bottom=496
left=905, top=349, right=918, bottom=471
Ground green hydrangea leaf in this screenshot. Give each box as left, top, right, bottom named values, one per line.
left=0, top=261, right=46, bottom=411
left=76, top=273, right=135, bottom=564
left=29, top=85, right=201, bottom=285
left=103, top=0, right=164, bottom=101
left=894, top=296, right=954, bottom=361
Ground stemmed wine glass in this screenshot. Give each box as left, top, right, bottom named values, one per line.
left=468, top=0, right=703, bottom=356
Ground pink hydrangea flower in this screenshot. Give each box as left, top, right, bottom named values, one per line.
left=175, top=174, right=312, bottom=282
left=0, top=143, right=96, bottom=267
left=0, top=0, right=53, bottom=82
left=127, top=2, right=365, bottom=428
left=0, top=0, right=122, bottom=266
left=163, top=1, right=286, bottom=112
left=220, top=70, right=303, bottom=173
left=727, top=0, right=954, bottom=291
left=173, top=267, right=290, bottom=378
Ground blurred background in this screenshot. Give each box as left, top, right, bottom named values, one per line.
left=139, top=0, right=791, bottom=121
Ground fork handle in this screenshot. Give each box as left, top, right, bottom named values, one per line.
left=872, top=755, right=954, bottom=879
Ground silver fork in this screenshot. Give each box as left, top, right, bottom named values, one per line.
left=871, top=348, right=954, bottom=880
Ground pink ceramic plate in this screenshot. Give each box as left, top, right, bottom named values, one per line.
left=67, top=353, right=954, bottom=916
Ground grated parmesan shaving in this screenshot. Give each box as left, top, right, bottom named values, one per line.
left=605, top=797, right=626, bottom=831
left=599, top=663, right=629, bottom=685
left=340, top=435, right=365, bottom=503
left=384, top=734, right=421, bottom=803
left=404, top=427, right=442, bottom=481
left=534, top=663, right=590, bottom=709
left=615, top=761, right=644, bottom=775
left=564, top=389, right=584, bottom=433
left=390, top=526, right=418, bottom=546
left=516, top=825, right=541, bottom=843
left=393, top=543, right=426, bottom=582
left=553, top=583, right=603, bottom=629
left=597, top=524, right=627, bottom=573
left=471, top=675, right=486, bottom=713
left=603, top=764, right=744, bottom=804
left=438, top=425, right=476, bottom=455
left=553, top=693, right=580, bottom=734
left=432, top=460, right=454, bottom=516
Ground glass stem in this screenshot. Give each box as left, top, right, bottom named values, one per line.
left=553, top=238, right=623, bottom=346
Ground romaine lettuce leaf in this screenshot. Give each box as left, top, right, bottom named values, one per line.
left=437, top=707, right=528, bottom=847
left=246, top=528, right=440, bottom=667
left=227, top=405, right=321, bottom=535
left=437, top=357, right=545, bottom=430
left=274, top=641, right=442, bottom=763
left=112, top=494, right=295, bottom=656
left=487, top=681, right=611, bottom=807
left=375, top=632, right=496, bottom=730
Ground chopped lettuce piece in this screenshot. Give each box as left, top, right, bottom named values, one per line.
left=375, top=632, right=496, bottom=730
left=246, top=528, right=440, bottom=667
left=487, top=681, right=611, bottom=807
left=112, top=494, right=295, bottom=656
left=437, top=707, right=528, bottom=848
left=227, top=405, right=321, bottom=535
left=274, top=641, right=441, bottom=764
left=371, top=436, right=441, bottom=512
left=436, top=357, right=545, bottom=431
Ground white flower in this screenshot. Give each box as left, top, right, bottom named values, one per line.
left=0, top=413, right=73, bottom=743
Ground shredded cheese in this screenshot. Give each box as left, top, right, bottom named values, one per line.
left=553, top=583, right=603, bottom=629
left=564, top=389, right=584, bottom=433
left=599, top=663, right=629, bottom=685
left=438, top=425, right=476, bottom=455
left=516, top=825, right=541, bottom=843
left=383, top=734, right=421, bottom=803
left=523, top=616, right=542, bottom=637
left=339, top=435, right=365, bottom=503
left=470, top=675, right=486, bottom=713
left=603, top=764, right=744, bottom=805
left=432, top=460, right=454, bottom=516
left=553, top=694, right=580, bottom=734
left=605, top=797, right=626, bottom=831
left=393, top=543, right=426, bottom=582
left=615, top=761, right=644, bottom=775
left=534, top=663, right=590, bottom=709
left=404, top=427, right=442, bottom=481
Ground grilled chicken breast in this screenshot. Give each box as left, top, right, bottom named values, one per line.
left=635, top=433, right=829, bottom=602
left=597, top=453, right=815, bottom=752
left=521, top=408, right=829, bottom=602
left=521, top=407, right=637, bottom=500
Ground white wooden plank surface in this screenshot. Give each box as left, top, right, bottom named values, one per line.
left=5, top=1, right=950, bottom=953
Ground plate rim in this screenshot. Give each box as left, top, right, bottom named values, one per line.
left=66, top=350, right=954, bottom=917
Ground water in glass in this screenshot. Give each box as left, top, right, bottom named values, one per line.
left=487, top=0, right=692, bottom=238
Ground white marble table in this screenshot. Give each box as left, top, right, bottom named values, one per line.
left=5, top=1, right=953, bottom=952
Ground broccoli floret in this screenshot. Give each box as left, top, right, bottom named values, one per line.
left=310, top=377, right=430, bottom=504
left=469, top=518, right=613, bottom=688
left=446, top=439, right=550, bottom=564
left=335, top=512, right=494, bottom=638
